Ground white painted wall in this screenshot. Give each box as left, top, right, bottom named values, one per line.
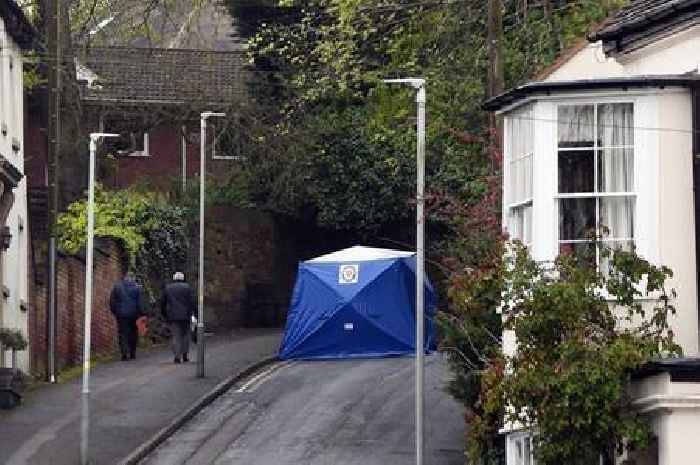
left=0, top=16, right=30, bottom=372
left=619, top=26, right=700, bottom=76
left=631, top=373, right=700, bottom=465
left=546, top=42, right=626, bottom=82
left=656, top=91, right=698, bottom=356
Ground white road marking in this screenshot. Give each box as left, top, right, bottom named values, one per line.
left=235, top=361, right=293, bottom=393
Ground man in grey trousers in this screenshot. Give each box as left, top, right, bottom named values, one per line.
left=161, top=272, right=196, bottom=364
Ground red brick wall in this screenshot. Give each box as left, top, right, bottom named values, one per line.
left=105, top=125, right=237, bottom=191
left=106, top=125, right=196, bottom=191
left=29, top=240, right=125, bottom=377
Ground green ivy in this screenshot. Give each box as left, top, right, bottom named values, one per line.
left=57, top=186, right=191, bottom=306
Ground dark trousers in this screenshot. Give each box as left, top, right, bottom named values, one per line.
left=117, top=317, right=138, bottom=358
left=170, top=321, right=190, bottom=359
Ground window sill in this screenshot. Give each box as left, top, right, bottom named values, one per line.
left=555, top=192, right=636, bottom=199
left=508, top=199, right=533, bottom=209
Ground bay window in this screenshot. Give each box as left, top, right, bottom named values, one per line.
left=557, top=103, right=635, bottom=268
left=508, top=105, right=534, bottom=245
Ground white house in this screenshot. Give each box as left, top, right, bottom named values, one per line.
left=0, top=1, right=34, bottom=373
left=485, top=1, right=700, bottom=464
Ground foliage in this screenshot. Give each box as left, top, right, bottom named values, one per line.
left=56, top=186, right=190, bottom=305
left=173, top=172, right=255, bottom=216
left=68, top=0, right=213, bottom=46
left=0, top=329, right=29, bottom=352
left=468, top=243, right=681, bottom=465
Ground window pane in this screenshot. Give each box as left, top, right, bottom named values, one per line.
left=558, top=105, right=594, bottom=148
left=559, top=150, right=594, bottom=193
left=560, top=242, right=596, bottom=268
left=598, top=103, right=634, bottom=147
left=598, top=148, right=633, bottom=192
left=600, top=197, right=634, bottom=239
left=524, top=205, right=533, bottom=244
left=559, top=198, right=595, bottom=240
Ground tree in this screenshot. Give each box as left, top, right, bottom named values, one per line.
left=465, top=243, right=680, bottom=465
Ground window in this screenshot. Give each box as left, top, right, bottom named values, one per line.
left=120, top=132, right=149, bottom=157
left=511, top=435, right=535, bottom=465
left=211, top=114, right=243, bottom=160
left=507, top=105, right=534, bottom=245
left=557, top=103, right=634, bottom=269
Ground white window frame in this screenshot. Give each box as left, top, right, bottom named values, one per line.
left=506, top=105, right=535, bottom=247
left=554, top=101, right=636, bottom=271
left=125, top=132, right=150, bottom=157
left=508, top=432, right=536, bottom=465
left=211, top=124, right=243, bottom=161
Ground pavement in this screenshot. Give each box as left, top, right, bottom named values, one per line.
left=142, top=355, right=465, bottom=465
left=0, top=328, right=283, bottom=465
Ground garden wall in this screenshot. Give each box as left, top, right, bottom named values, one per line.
left=29, top=240, right=126, bottom=377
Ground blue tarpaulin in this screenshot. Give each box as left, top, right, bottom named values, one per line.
left=279, top=246, right=437, bottom=360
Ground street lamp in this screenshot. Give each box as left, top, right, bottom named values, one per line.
left=82, top=132, right=120, bottom=465
left=197, top=111, right=225, bottom=378
left=383, top=77, right=426, bottom=465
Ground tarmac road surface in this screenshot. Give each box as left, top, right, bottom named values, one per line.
left=141, top=354, right=465, bottom=465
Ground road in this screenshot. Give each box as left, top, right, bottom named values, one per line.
left=141, top=355, right=465, bottom=465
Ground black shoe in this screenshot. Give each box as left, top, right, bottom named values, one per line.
left=182, top=354, right=189, bottom=363
left=130, top=353, right=136, bottom=360
left=174, top=357, right=181, bottom=364
left=121, top=355, right=128, bottom=361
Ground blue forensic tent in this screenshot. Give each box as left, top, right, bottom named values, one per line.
left=279, top=246, right=437, bottom=360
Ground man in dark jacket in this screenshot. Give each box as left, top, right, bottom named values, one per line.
left=109, top=272, right=145, bottom=361
left=161, top=272, right=196, bottom=364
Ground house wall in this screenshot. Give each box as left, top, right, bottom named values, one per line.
left=656, top=91, right=699, bottom=355
left=618, top=25, right=700, bottom=76
left=0, top=15, right=30, bottom=372
left=105, top=124, right=239, bottom=192
left=630, top=372, right=700, bottom=465
left=546, top=42, right=626, bottom=82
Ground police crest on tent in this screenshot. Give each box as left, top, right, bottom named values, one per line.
left=338, top=264, right=359, bottom=284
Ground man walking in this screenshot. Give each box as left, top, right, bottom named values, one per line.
left=161, top=272, right=196, bottom=364
left=109, top=272, right=145, bottom=361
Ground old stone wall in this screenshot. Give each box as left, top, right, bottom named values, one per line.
left=29, top=240, right=126, bottom=377
left=195, top=206, right=295, bottom=331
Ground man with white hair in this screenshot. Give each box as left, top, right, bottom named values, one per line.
left=160, top=271, right=196, bottom=364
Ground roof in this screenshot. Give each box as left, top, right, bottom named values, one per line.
left=0, top=0, right=36, bottom=50
left=80, top=47, right=247, bottom=108
left=307, top=246, right=415, bottom=263
left=633, top=357, right=700, bottom=382
left=483, top=75, right=700, bottom=112
left=589, top=0, right=700, bottom=53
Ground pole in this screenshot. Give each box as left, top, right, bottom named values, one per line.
left=196, top=112, right=223, bottom=378
left=415, top=84, right=426, bottom=465
left=197, top=116, right=206, bottom=378
left=382, top=78, right=426, bottom=465
left=80, top=137, right=97, bottom=465
left=80, top=133, right=118, bottom=465
left=181, top=126, right=187, bottom=193
left=488, top=0, right=505, bottom=161
left=46, top=0, right=63, bottom=384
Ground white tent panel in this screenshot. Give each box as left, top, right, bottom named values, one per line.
left=307, top=246, right=415, bottom=263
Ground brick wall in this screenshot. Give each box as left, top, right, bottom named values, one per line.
left=29, top=240, right=126, bottom=377
left=105, top=125, right=236, bottom=192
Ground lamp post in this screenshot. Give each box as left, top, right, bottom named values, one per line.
left=383, top=77, right=426, bottom=465
left=197, top=112, right=225, bottom=378
left=82, top=132, right=120, bottom=465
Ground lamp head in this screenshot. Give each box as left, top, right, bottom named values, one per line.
left=382, top=78, right=425, bottom=89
